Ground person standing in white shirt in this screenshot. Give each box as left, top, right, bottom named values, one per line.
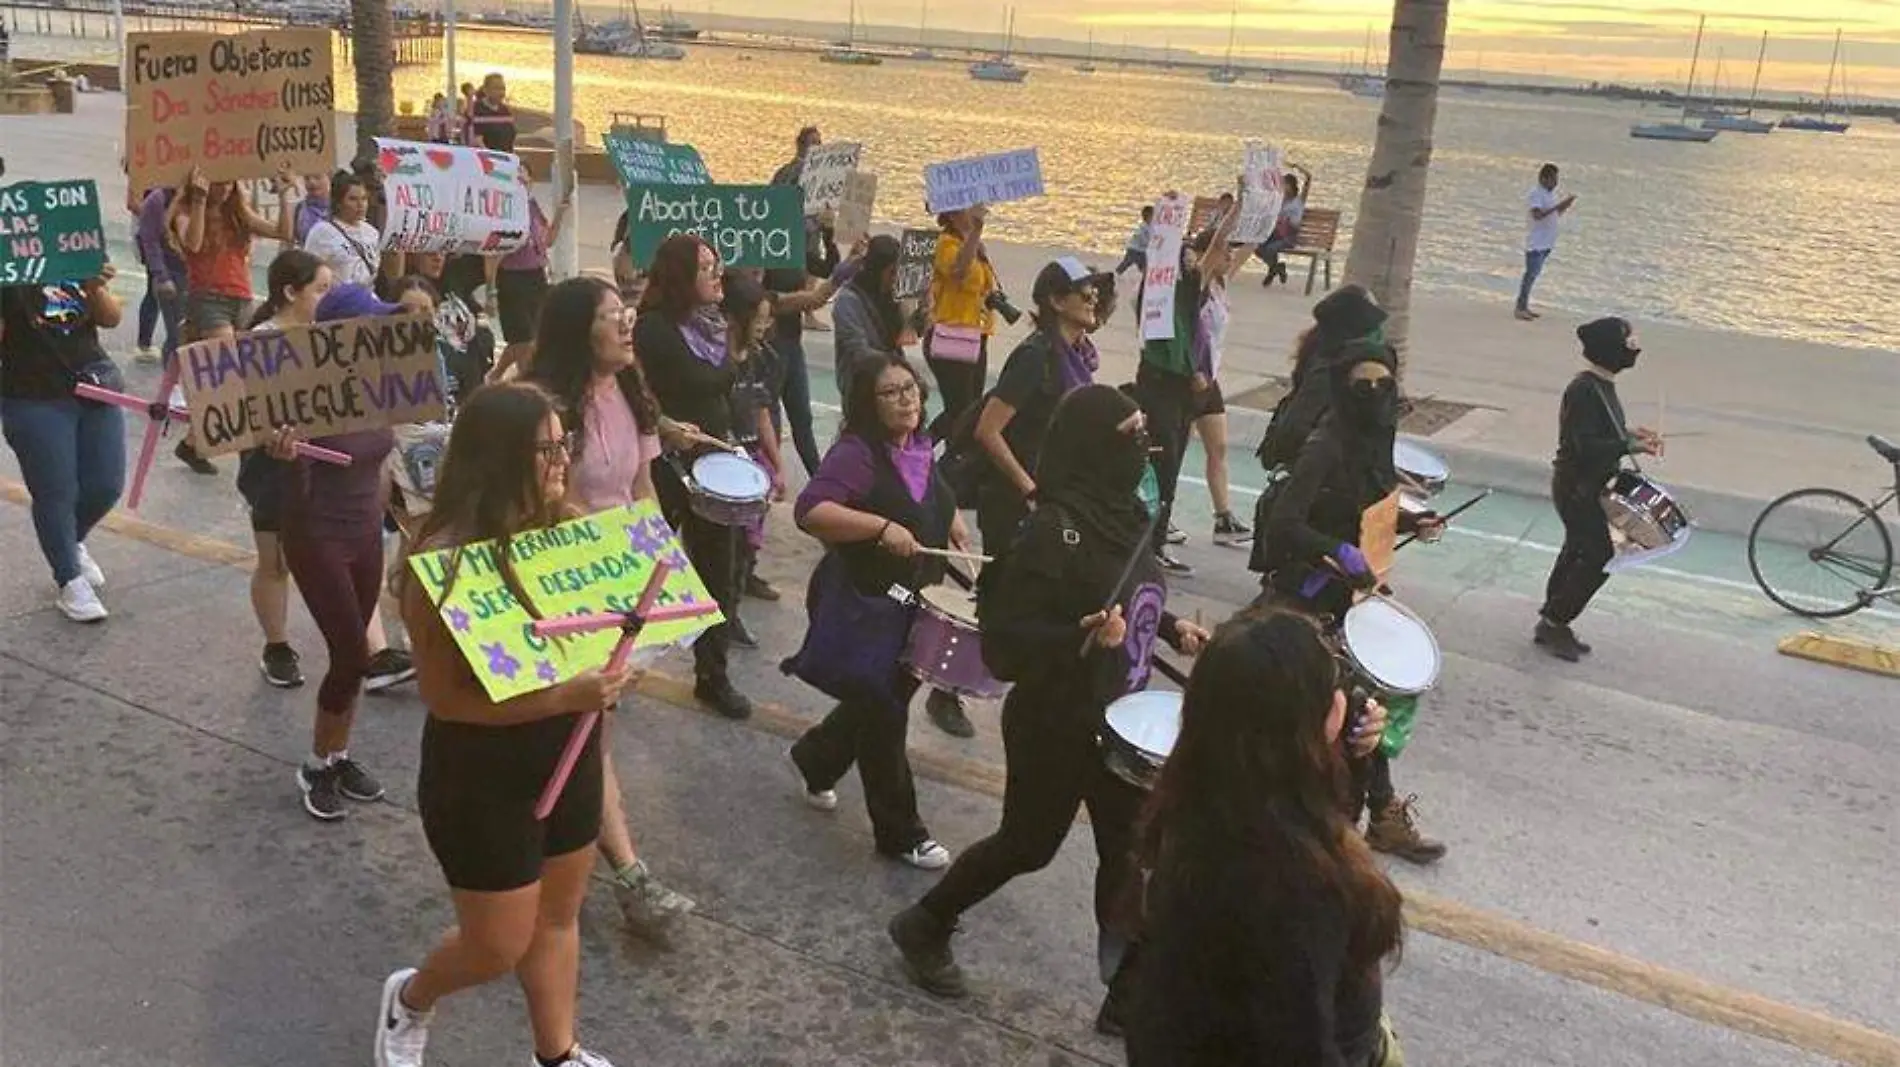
left=1516, top=163, right=1576, bottom=322
left=303, top=172, right=383, bottom=290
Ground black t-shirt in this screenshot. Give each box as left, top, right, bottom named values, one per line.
left=728, top=341, right=784, bottom=447
left=990, top=330, right=1063, bottom=472
left=469, top=97, right=516, bottom=153
left=0, top=283, right=111, bottom=400
left=1554, top=372, right=1629, bottom=488
left=637, top=309, right=735, bottom=441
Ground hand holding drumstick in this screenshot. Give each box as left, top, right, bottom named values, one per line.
left=1081, top=604, right=1127, bottom=651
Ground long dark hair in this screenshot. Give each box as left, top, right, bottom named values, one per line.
left=639, top=233, right=712, bottom=321
left=1138, top=610, right=1404, bottom=973
left=840, top=352, right=927, bottom=443
left=404, top=382, right=571, bottom=613
left=329, top=170, right=368, bottom=218
left=849, top=233, right=905, bottom=348
left=528, top=275, right=660, bottom=461
left=249, top=249, right=324, bottom=328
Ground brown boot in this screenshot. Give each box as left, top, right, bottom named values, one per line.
left=1366, top=795, right=1447, bottom=865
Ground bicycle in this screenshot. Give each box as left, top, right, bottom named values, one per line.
left=1747, top=434, right=1900, bottom=619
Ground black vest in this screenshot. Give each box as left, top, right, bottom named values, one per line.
left=835, top=439, right=957, bottom=597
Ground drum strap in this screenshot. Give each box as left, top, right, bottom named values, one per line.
left=1586, top=379, right=1644, bottom=478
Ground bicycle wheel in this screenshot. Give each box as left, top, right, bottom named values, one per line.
left=1748, top=487, right=1894, bottom=619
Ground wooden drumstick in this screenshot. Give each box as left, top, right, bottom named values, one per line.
left=913, top=546, right=994, bottom=564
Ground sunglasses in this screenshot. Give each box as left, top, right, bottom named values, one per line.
left=876, top=381, right=921, bottom=401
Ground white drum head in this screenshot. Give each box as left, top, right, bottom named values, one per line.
left=1393, top=438, right=1450, bottom=484
left=919, top=584, right=978, bottom=624
left=1398, top=492, right=1431, bottom=516
left=693, top=452, right=770, bottom=502
left=1342, top=597, right=1441, bottom=694
left=1105, top=690, right=1184, bottom=760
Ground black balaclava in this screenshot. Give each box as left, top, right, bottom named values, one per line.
left=1326, top=340, right=1401, bottom=501
left=1578, top=316, right=1640, bottom=373
left=1035, top=384, right=1150, bottom=555
left=1311, top=285, right=1389, bottom=345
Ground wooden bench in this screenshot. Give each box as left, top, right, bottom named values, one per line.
left=1285, top=208, right=1341, bottom=295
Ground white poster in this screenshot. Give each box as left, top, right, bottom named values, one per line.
left=1140, top=194, right=1189, bottom=342
left=375, top=138, right=531, bottom=256
left=923, top=147, right=1045, bottom=214
left=1232, top=140, right=1286, bottom=245
left=800, top=142, right=864, bottom=216
left=833, top=171, right=878, bottom=248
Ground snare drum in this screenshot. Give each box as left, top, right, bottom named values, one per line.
left=1602, top=471, right=1690, bottom=550
left=388, top=422, right=452, bottom=533
left=1398, top=492, right=1432, bottom=518
left=688, top=451, right=771, bottom=526
left=1394, top=438, right=1450, bottom=497
left=1101, top=690, right=1183, bottom=790
left=902, top=585, right=1007, bottom=699
left=1339, top=596, right=1442, bottom=696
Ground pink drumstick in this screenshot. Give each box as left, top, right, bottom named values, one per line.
left=530, top=599, right=718, bottom=638
left=75, top=382, right=191, bottom=420
left=533, top=562, right=675, bottom=821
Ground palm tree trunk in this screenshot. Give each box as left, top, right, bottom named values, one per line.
left=350, top=0, right=395, bottom=162
left=1341, top=0, right=1450, bottom=375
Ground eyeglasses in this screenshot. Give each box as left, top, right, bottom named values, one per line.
left=876, top=382, right=921, bottom=401
left=697, top=260, right=722, bottom=279
left=535, top=433, right=576, bottom=462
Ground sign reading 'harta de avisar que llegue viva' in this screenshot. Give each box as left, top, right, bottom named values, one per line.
left=124, top=28, right=336, bottom=194
left=625, top=184, right=805, bottom=269
left=174, top=313, right=447, bottom=457
left=0, top=180, right=108, bottom=287
left=376, top=138, right=531, bottom=256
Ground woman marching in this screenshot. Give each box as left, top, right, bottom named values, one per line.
left=1253, top=340, right=1448, bottom=864
left=376, top=383, right=636, bottom=1067
left=888, top=385, right=1209, bottom=1011
left=923, top=206, right=1001, bottom=442
left=635, top=234, right=755, bottom=721
left=783, top=353, right=968, bottom=869
left=719, top=271, right=790, bottom=632
left=524, top=275, right=697, bottom=938
left=1124, top=610, right=1406, bottom=1066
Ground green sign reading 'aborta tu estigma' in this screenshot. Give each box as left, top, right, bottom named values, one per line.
left=625, top=184, right=806, bottom=270
left=0, top=180, right=109, bottom=288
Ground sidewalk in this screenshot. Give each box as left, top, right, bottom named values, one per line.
left=5, top=95, right=1896, bottom=537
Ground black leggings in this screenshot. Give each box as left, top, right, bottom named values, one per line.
left=1541, top=474, right=1614, bottom=626
left=281, top=523, right=382, bottom=713
left=920, top=688, right=1144, bottom=940
left=1135, top=361, right=1197, bottom=550
left=791, top=673, right=927, bottom=853
left=656, top=463, right=742, bottom=683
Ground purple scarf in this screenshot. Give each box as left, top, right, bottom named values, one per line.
left=888, top=433, right=934, bottom=503
left=1055, top=331, right=1100, bottom=395
left=681, top=306, right=727, bottom=367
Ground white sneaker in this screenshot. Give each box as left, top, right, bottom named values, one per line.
left=56, top=577, right=108, bottom=623
left=529, top=1046, right=617, bottom=1067
left=788, top=751, right=837, bottom=812
left=374, top=968, right=432, bottom=1067
left=135, top=345, right=160, bottom=364
left=896, top=839, right=952, bottom=870
left=76, top=544, right=105, bottom=588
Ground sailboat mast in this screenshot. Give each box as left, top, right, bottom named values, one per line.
left=1224, top=1, right=1237, bottom=67
left=1747, top=31, right=1766, bottom=114
left=1682, top=14, right=1705, bottom=112
left=1821, top=29, right=1841, bottom=114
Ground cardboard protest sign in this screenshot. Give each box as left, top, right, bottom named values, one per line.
left=799, top=142, right=863, bottom=216
left=1140, top=194, right=1189, bottom=342
left=833, top=171, right=878, bottom=248
left=625, top=184, right=805, bottom=269
left=1362, top=492, right=1400, bottom=578
left=375, top=137, right=531, bottom=256
left=406, top=501, right=724, bottom=702
left=124, top=29, right=336, bottom=194
left=894, top=228, right=939, bottom=301
left=1233, top=141, right=1287, bottom=245
left=923, top=148, right=1044, bottom=214
left=601, top=133, right=709, bottom=187
left=0, top=180, right=107, bottom=287
left=174, top=313, right=447, bottom=457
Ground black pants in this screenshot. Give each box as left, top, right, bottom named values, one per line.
left=925, top=335, right=989, bottom=444
left=1350, top=750, right=1396, bottom=824
left=791, top=673, right=927, bottom=853
left=657, top=464, right=741, bottom=683
left=1541, top=474, right=1614, bottom=626
left=1135, top=362, right=1196, bottom=552
left=920, top=690, right=1144, bottom=941
left=974, top=475, right=1031, bottom=559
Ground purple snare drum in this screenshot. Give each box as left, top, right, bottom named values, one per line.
left=902, top=585, right=1007, bottom=699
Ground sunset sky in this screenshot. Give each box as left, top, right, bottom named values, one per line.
left=671, top=0, right=1900, bottom=98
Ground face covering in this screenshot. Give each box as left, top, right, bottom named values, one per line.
left=1343, top=377, right=1400, bottom=431
left=1578, top=316, right=1639, bottom=374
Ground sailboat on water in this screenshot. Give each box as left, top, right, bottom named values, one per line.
left=909, top=0, right=935, bottom=60
left=1208, top=2, right=1241, bottom=83
left=1779, top=29, right=1851, bottom=133
left=1076, top=30, right=1097, bottom=74
left=970, top=7, right=1028, bottom=82
left=822, top=0, right=883, bottom=65
left=1339, top=27, right=1383, bottom=97
left=1632, top=16, right=1719, bottom=142
left=1703, top=32, right=1773, bottom=133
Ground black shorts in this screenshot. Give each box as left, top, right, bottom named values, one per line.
left=418, top=711, right=603, bottom=893
left=1192, top=377, right=1227, bottom=419
left=496, top=268, right=550, bottom=345
left=236, top=449, right=287, bottom=534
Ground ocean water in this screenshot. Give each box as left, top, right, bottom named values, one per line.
left=20, top=23, right=1900, bottom=350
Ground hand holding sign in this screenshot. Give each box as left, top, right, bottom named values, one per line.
left=0, top=179, right=109, bottom=287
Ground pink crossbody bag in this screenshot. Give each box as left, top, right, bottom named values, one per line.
left=928, top=323, right=984, bottom=364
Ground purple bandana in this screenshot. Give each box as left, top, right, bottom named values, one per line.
left=681, top=307, right=728, bottom=367
left=1055, top=332, right=1100, bottom=395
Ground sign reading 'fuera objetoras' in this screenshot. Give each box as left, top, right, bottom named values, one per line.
left=124, top=29, right=337, bottom=194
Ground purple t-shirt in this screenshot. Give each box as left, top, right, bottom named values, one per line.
left=285, top=429, right=395, bottom=541
left=500, top=199, right=550, bottom=272
left=795, top=433, right=934, bottom=523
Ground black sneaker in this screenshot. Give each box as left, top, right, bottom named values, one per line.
left=260, top=643, right=304, bottom=688
left=174, top=439, right=218, bottom=475
left=1155, top=550, right=1194, bottom=577
left=297, top=763, right=346, bottom=821
left=695, top=676, right=754, bottom=720
left=745, top=572, right=781, bottom=602
left=332, top=757, right=386, bottom=802
left=1533, top=619, right=1585, bottom=663
left=925, top=689, right=975, bottom=739
left=1212, top=512, right=1253, bottom=547
left=888, top=905, right=968, bottom=999
left=727, top=616, right=760, bottom=650
left=363, top=649, right=417, bottom=693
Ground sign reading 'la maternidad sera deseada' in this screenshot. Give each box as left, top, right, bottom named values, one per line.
left=625, top=184, right=806, bottom=269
